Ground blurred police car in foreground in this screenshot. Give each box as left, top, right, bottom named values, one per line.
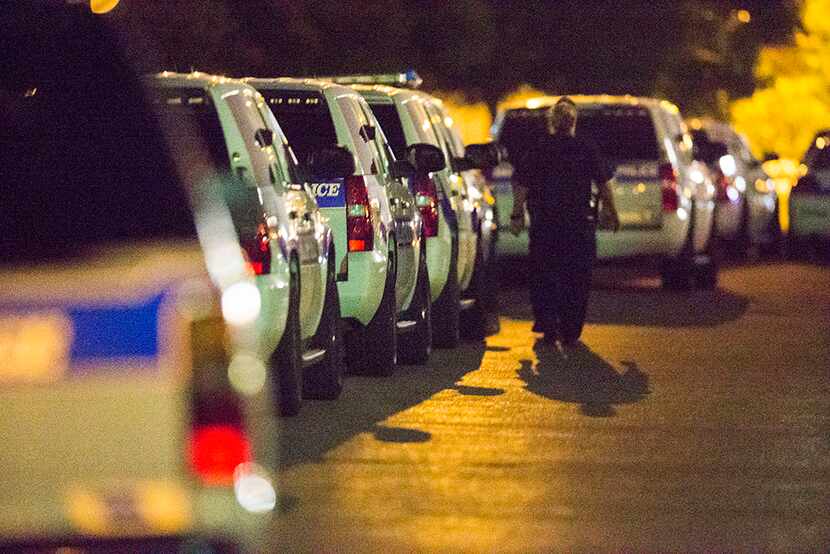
left=789, top=130, right=830, bottom=257
left=0, top=5, right=280, bottom=552
left=149, top=73, right=347, bottom=418
left=248, top=77, right=430, bottom=373
left=493, top=95, right=718, bottom=290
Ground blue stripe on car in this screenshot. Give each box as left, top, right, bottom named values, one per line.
left=68, top=293, right=165, bottom=363
left=311, top=178, right=346, bottom=208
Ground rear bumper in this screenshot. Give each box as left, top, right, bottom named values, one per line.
left=0, top=486, right=269, bottom=554
left=790, top=195, right=830, bottom=238
left=337, top=250, right=388, bottom=326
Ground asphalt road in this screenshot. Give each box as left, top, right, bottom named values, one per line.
left=269, top=258, right=830, bottom=553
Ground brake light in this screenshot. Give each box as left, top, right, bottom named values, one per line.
left=660, top=162, right=679, bottom=212
left=242, top=222, right=271, bottom=275
left=412, top=173, right=439, bottom=237
left=715, top=172, right=731, bottom=202
left=346, top=175, right=374, bottom=252
left=188, top=424, right=251, bottom=486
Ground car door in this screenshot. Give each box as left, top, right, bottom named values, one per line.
left=356, top=97, right=418, bottom=312
left=423, top=101, right=477, bottom=290
left=221, top=87, right=323, bottom=340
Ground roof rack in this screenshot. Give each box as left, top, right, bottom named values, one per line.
left=312, top=70, right=423, bottom=89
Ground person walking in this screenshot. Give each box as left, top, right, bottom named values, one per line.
left=508, top=97, right=620, bottom=347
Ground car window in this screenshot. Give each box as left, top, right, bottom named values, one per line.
left=0, top=58, right=197, bottom=262
left=356, top=98, right=394, bottom=177
left=224, top=89, right=277, bottom=187
left=804, top=144, right=830, bottom=170
left=404, top=99, right=441, bottom=147
left=261, top=90, right=339, bottom=167
left=369, top=101, right=408, bottom=160
left=255, top=99, right=301, bottom=184
left=336, top=96, right=375, bottom=175
left=150, top=88, right=230, bottom=172
left=424, top=102, right=463, bottom=161
left=577, top=106, right=661, bottom=162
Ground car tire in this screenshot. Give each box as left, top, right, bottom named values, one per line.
left=431, top=237, right=460, bottom=348
left=661, top=203, right=698, bottom=291
left=460, top=236, right=487, bottom=341
left=272, top=255, right=302, bottom=417
left=693, top=206, right=720, bottom=290
left=303, top=248, right=345, bottom=400
left=347, top=242, right=397, bottom=376
left=397, top=240, right=432, bottom=365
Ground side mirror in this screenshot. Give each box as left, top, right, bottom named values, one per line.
left=254, top=128, right=274, bottom=148
left=407, top=143, right=446, bottom=173
left=465, top=142, right=501, bottom=169
left=306, top=145, right=356, bottom=180
left=763, top=151, right=780, bottom=162
left=389, top=159, right=416, bottom=180
left=452, top=156, right=475, bottom=172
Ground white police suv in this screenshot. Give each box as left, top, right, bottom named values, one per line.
left=150, top=73, right=347, bottom=417
left=342, top=73, right=499, bottom=345
left=493, top=95, right=718, bottom=289
left=248, top=78, right=434, bottom=372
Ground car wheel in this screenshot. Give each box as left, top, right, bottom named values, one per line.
left=303, top=248, right=345, bottom=400
left=271, top=255, right=302, bottom=417
left=460, top=236, right=487, bottom=341
left=661, top=203, right=697, bottom=291
left=431, top=237, right=460, bottom=348
left=347, top=242, right=397, bottom=376
left=397, top=240, right=432, bottom=365
left=693, top=205, right=720, bottom=290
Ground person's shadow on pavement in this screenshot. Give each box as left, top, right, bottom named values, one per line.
left=518, top=340, right=651, bottom=417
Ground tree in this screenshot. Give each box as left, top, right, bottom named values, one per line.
left=730, top=0, right=830, bottom=159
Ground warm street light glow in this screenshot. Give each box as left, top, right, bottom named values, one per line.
left=90, top=0, right=120, bottom=14
left=736, top=9, right=751, bottom=24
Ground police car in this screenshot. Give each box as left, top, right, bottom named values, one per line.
left=789, top=130, right=830, bottom=256
left=0, top=6, right=281, bottom=551
left=339, top=72, right=499, bottom=345
left=493, top=95, right=718, bottom=289
left=150, top=73, right=347, bottom=417
left=247, top=78, right=433, bottom=372
left=689, top=119, right=780, bottom=256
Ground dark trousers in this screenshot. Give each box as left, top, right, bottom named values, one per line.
left=528, top=223, right=596, bottom=342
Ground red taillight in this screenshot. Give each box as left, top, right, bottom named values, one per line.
left=660, top=162, right=679, bottom=212
left=188, top=424, right=251, bottom=486
left=346, top=175, right=374, bottom=252
left=411, top=173, right=439, bottom=237
left=242, top=222, right=271, bottom=275
left=715, top=172, right=731, bottom=202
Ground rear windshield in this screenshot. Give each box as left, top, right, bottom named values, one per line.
left=577, top=107, right=659, bottom=161
left=498, top=106, right=660, bottom=163
left=804, top=139, right=830, bottom=170
left=262, top=90, right=338, bottom=165
left=0, top=14, right=197, bottom=263
left=151, top=88, right=230, bottom=172
left=370, top=102, right=408, bottom=160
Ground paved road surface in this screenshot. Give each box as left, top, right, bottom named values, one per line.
left=270, top=260, right=830, bottom=552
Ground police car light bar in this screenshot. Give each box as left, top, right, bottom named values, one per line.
left=316, top=69, right=423, bottom=89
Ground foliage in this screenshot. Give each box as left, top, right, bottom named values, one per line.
left=730, top=0, right=830, bottom=159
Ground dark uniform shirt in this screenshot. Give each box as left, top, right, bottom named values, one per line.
left=513, top=132, right=612, bottom=229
